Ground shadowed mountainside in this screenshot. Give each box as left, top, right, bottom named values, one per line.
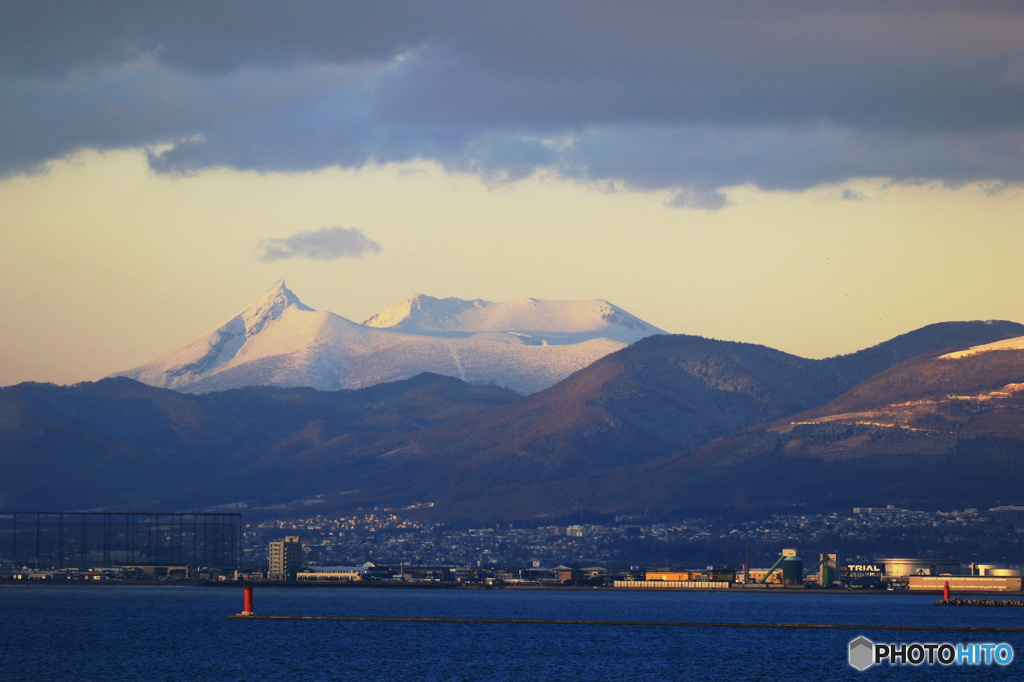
left=651, top=344, right=1024, bottom=514
left=4, top=320, right=1024, bottom=518
left=0, top=374, right=518, bottom=510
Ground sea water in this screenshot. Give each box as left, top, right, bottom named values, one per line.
left=1, top=585, right=1021, bottom=680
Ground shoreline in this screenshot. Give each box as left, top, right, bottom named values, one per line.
left=2, top=579, right=1021, bottom=597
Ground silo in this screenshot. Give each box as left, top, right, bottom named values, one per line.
left=821, top=562, right=834, bottom=586
left=819, top=554, right=837, bottom=586
left=782, top=554, right=803, bottom=584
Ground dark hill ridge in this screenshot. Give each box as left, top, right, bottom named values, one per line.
left=218, top=324, right=1024, bottom=519
left=657, top=344, right=1024, bottom=513
left=393, top=333, right=847, bottom=475
left=0, top=374, right=518, bottom=510
left=0, top=377, right=270, bottom=510
left=193, top=372, right=520, bottom=439
left=172, top=333, right=854, bottom=515
left=2, top=319, right=1024, bottom=518
left=822, top=320, right=1024, bottom=386
left=796, top=347, right=1024, bottom=426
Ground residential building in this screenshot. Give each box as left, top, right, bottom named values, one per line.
left=268, top=536, right=302, bottom=581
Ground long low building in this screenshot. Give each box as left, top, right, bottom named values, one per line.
left=614, top=580, right=731, bottom=589
left=296, top=565, right=366, bottom=582
left=645, top=570, right=735, bottom=582
left=908, top=575, right=1022, bottom=592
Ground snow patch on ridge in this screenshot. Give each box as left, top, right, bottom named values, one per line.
left=940, top=335, right=1024, bottom=359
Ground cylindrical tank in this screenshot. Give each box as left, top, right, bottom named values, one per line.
left=989, top=569, right=1022, bottom=577
left=782, top=555, right=803, bottom=584
left=974, top=564, right=1021, bottom=577
left=877, top=558, right=925, bottom=577
left=821, top=562, right=835, bottom=586
left=877, top=557, right=948, bottom=577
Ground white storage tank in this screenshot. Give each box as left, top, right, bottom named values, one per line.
left=876, top=557, right=960, bottom=577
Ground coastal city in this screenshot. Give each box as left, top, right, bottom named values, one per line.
left=239, top=504, right=1024, bottom=591
left=245, top=504, right=1024, bottom=571
left=5, top=504, right=1024, bottom=593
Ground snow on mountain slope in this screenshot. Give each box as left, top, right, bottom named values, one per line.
left=115, top=282, right=666, bottom=394
left=941, top=335, right=1024, bottom=359
left=363, top=293, right=663, bottom=344
left=120, top=280, right=324, bottom=388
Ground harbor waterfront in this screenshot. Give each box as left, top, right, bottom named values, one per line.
left=3, top=585, right=1023, bottom=680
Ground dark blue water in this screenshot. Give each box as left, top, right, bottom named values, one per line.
left=2, top=585, right=1022, bottom=680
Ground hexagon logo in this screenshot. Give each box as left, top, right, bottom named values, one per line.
left=849, top=636, right=875, bottom=671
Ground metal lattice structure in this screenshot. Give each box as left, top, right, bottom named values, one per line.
left=0, top=511, right=241, bottom=568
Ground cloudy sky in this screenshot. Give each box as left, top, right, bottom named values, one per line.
left=2, top=1, right=1023, bottom=386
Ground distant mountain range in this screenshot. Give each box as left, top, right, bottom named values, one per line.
left=0, top=373, right=519, bottom=511
left=5, top=317, right=1024, bottom=519
left=665, top=335, right=1024, bottom=514
left=114, top=281, right=664, bottom=395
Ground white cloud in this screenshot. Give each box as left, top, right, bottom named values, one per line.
left=257, top=226, right=382, bottom=261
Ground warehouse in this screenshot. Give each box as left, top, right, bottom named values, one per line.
left=908, top=575, right=1022, bottom=592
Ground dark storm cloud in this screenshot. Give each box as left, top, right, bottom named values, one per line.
left=3, top=1, right=1024, bottom=200
left=257, top=226, right=382, bottom=261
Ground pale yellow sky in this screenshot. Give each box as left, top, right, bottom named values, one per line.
left=1, top=149, right=1022, bottom=386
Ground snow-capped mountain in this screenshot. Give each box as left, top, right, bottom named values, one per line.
left=115, top=281, right=666, bottom=394
left=362, top=293, right=656, bottom=344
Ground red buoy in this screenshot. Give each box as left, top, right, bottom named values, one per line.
left=943, top=580, right=950, bottom=601
left=242, top=583, right=254, bottom=616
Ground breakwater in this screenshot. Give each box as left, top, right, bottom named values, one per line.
left=936, top=597, right=1024, bottom=607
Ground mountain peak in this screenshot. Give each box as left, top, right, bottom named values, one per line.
left=362, top=294, right=484, bottom=330
left=241, top=280, right=313, bottom=336
left=363, top=294, right=664, bottom=338
left=115, top=284, right=664, bottom=394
